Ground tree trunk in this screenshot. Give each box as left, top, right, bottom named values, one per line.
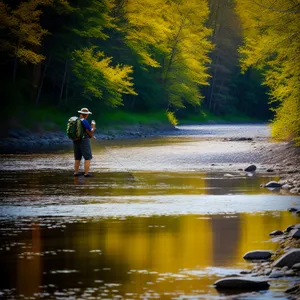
left=36, top=57, right=51, bottom=106
left=65, top=73, right=70, bottom=105
left=208, top=55, right=219, bottom=111
left=59, top=59, right=68, bottom=106
left=13, top=58, right=18, bottom=82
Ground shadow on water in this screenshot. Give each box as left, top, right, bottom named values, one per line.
left=0, top=212, right=298, bottom=299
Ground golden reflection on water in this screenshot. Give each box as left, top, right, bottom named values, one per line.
left=9, top=211, right=299, bottom=298
left=17, top=223, right=41, bottom=297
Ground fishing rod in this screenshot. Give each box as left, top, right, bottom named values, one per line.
left=101, top=143, right=138, bottom=182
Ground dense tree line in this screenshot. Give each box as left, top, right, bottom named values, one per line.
left=1, top=0, right=298, bottom=143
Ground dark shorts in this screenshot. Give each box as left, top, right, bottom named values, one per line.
left=73, top=137, right=92, bottom=160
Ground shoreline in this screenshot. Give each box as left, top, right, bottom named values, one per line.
left=0, top=124, right=176, bottom=154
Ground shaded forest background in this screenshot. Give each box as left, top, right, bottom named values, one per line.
left=0, top=0, right=299, bottom=143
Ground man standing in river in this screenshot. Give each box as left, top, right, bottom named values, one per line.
left=73, top=108, right=96, bottom=177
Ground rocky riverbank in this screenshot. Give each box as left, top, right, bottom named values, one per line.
left=214, top=210, right=300, bottom=297
left=0, top=124, right=175, bottom=154
left=245, top=212, right=300, bottom=299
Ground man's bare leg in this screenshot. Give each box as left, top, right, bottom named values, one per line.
left=74, top=160, right=81, bottom=173
left=84, top=160, right=91, bottom=175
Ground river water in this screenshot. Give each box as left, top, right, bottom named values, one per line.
left=0, top=124, right=299, bottom=299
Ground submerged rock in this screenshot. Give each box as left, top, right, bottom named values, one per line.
left=273, top=249, right=300, bottom=267
left=244, top=165, right=256, bottom=172
left=243, top=250, right=273, bottom=260
left=214, top=277, right=269, bottom=290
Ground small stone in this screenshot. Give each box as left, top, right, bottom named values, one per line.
left=266, top=168, right=274, bottom=172
left=291, top=263, right=300, bottom=269
left=264, top=181, right=282, bottom=188
left=281, top=184, right=293, bottom=190
left=264, top=268, right=272, bottom=276
left=290, top=187, right=300, bottom=194
left=214, top=277, right=269, bottom=290
left=243, top=250, right=273, bottom=260
left=245, top=165, right=256, bottom=172
left=290, top=229, right=300, bottom=238
left=269, top=270, right=284, bottom=278
left=281, top=266, right=289, bottom=272
left=285, top=225, right=295, bottom=232
left=285, top=270, right=295, bottom=276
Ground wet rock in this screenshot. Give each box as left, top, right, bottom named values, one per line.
left=266, top=168, right=274, bottom=172
left=214, top=277, right=269, bottom=290
left=291, top=263, right=300, bottom=269
left=285, top=283, right=300, bottom=295
left=281, top=184, right=293, bottom=190
left=269, top=230, right=283, bottom=236
left=257, top=269, right=264, bottom=276
left=240, top=270, right=251, bottom=275
left=243, top=250, right=273, bottom=260
left=285, top=270, right=295, bottom=276
left=281, top=266, right=289, bottom=272
left=224, top=173, right=234, bottom=177
left=290, top=229, right=300, bottom=238
left=273, top=249, right=300, bottom=267
left=290, top=187, right=300, bottom=194
left=264, top=181, right=282, bottom=188
left=269, top=270, right=284, bottom=278
left=264, top=268, right=272, bottom=276
left=286, top=225, right=295, bottom=232
left=244, top=165, right=256, bottom=172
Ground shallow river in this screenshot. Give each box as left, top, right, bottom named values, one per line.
left=0, top=124, right=299, bottom=299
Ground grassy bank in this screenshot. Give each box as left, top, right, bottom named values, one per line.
left=3, top=104, right=172, bottom=135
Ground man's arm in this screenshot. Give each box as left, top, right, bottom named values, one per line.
left=86, top=127, right=95, bottom=138
left=82, top=119, right=96, bottom=138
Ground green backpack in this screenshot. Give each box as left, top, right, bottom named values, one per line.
left=66, top=116, right=84, bottom=140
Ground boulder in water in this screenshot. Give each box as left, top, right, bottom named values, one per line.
left=243, top=250, right=273, bottom=260
left=214, top=277, right=269, bottom=290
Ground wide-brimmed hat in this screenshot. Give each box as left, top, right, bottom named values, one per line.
left=78, top=108, right=92, bottom=115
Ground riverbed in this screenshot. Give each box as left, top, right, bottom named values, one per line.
left=0, top=124, right=299, bottom=299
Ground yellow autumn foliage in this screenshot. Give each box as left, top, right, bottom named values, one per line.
left=73, top=47, right=136, bottom=107
left=122, top=0, right=212, bottom=108
left=235, top=0, right=300, bottom=144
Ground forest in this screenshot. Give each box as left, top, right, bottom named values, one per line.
left=0, top=0, right=299, bottom=144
